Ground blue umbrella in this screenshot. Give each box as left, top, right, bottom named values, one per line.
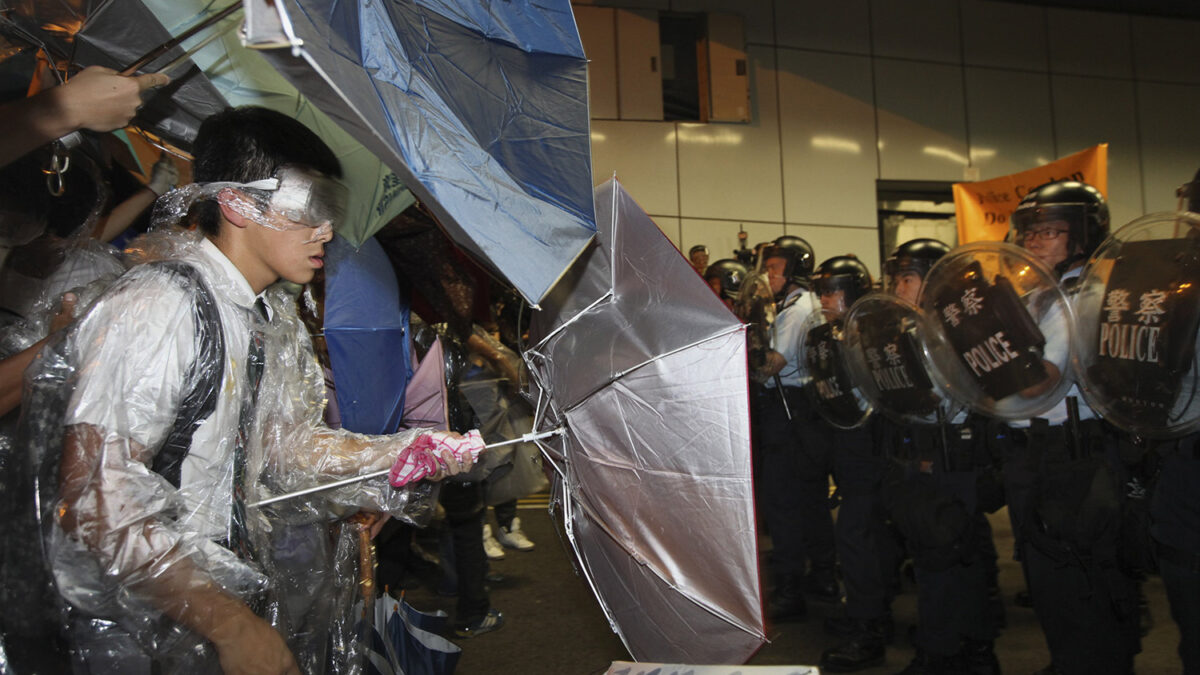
left=255, top=0, right=596, bottom=306
left=324, top=235, right=412, bottom=434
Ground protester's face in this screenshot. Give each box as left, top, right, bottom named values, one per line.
left=765, top=256, right=787, bottom=295
left=1020, top=219, right=1072, bottom=269
left=819, top=289, right=846, bottom=315
left=891, top=272, right=923, bottom=304
left=250, top=206, right=334, bottom=286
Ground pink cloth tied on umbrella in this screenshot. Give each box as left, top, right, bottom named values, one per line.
left=388, top=430, right=485, bottom=487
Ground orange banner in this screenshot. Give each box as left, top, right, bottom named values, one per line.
left=953, top=144, right=1108, bottom=244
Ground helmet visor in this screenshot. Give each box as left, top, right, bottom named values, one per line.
left=1010, top=202, right=1088, bottom=247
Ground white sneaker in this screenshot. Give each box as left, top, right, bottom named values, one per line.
left=496, top=517, right=535, bottom=551
left=482, top=524, right=506, bottom=560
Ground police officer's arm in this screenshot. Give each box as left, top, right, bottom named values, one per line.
left=1020, top=360, right=1060, bottom=398
left=758, top=349, right=787, bottom=379
left=58, top=424, right=301, bottom=675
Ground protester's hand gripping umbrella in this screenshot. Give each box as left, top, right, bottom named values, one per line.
left=524, top=179, right=765, bottom=664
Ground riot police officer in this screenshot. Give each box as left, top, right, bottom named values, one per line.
left=703, top=258, right=748, bottom=312
left=754, top=236, right=830, bottom=623
left=1007, top=180, right=1139, bottom=675
left=810, top=256, right=896, bottom=673
left=1148, top=169, right=1200, bottom=673
left=879, top=239, right=1002, bottom=674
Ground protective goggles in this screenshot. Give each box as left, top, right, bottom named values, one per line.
left=152, top=165, right=348, bottom=234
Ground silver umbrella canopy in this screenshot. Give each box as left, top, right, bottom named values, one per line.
left=525, top=179, right=765, bottom=663
left=249, top=0, right=597, bottom=307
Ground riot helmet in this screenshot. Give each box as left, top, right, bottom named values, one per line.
left=761, top=235, right=815, bottom=285
left=1010, top=180, right=1109, bottom=275
left=703, top=258, right=748, bottom=301
left=884, top=238, right=950, bottom=303
left=812, top=255, right=872, bottom=315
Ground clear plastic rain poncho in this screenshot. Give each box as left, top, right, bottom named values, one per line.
left=2, top=184, right=441, bottom=672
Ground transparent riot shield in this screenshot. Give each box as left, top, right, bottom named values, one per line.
left=1072, top=211, right=1200, bottom=438
left=734, top=272, right=776, bottom=373
left=843, top=293, right=966, bottom=426
left=798, top=309, right=872, bottom=429
left=919, top=242, right=1073, bottom=420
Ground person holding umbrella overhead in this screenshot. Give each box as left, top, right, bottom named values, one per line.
left=0, top=65, right=168, bottom=169
left=3, top=107, right=480, bottom=674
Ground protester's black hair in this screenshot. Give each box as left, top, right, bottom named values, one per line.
left=190, top=106, right=341, bottom=236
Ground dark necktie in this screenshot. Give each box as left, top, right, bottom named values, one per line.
left=228, top=300, right=267, bottom=560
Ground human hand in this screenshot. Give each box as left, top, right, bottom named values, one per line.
left=55, top=66, right=170, bottom=133
left=147, top=156, right=179, bottom=196
left=388, top=430, right=485, bottom=486
left=49, top=292, right=77, bottom=334
left=210, top=611, right=301, bottom=675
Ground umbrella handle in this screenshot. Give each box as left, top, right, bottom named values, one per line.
left=247, top=428, right=564, bottom=509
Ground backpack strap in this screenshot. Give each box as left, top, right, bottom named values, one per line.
left=148, top=261, right=226, bottom=488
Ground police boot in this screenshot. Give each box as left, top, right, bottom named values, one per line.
left=804, top=566, right=841, bottom=603
left=824, top=612, right=894, bottom=643
left=893, top=648, right=967, bottom=675
left=819, top=627, right=886, bottom=673
left=767, top=574, right=807, bottom=622
left=961, top=638, right=1001, bottom=675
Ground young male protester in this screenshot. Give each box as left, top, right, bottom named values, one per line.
left=3, top=106, right=480, bottom=674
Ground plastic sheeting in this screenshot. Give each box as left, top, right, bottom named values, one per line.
left=2, top=227, right=442, bottom=672
left=526, top=179, right=765, bottom=664
left=324, top=234, right=412, bottom=435
left=256, top=0, right=597, bottom=306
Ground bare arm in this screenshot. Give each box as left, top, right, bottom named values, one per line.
left=0, top=67, right=169, bottom=169
left=92, top=189, right=156, bottom=243
left=0, top=293, right=77, bottom=417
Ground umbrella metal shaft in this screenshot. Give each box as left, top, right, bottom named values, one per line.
left=120, top=1, right=243, bottom=75
left=248, top=428, right=562, bottom=508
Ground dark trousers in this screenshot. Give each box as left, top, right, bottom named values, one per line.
left=493, top=499, right=517, bottom=530
left=440, top=482, right=490, bottom=622
left=1158, top=544, right=1200, bottom=674
left=911, top=469, right=995, bottom=655
left=1006, top=423, right=1139, bottom=674
left=829, top=423, right=891, bottom=620
left=758, top=388, right=836, bottom=579
left=1151, top=436, right=1200, bottom=674
left=914, top=556, right=991, bottom=655
left=1024, top=541, right=1138, bottom=675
